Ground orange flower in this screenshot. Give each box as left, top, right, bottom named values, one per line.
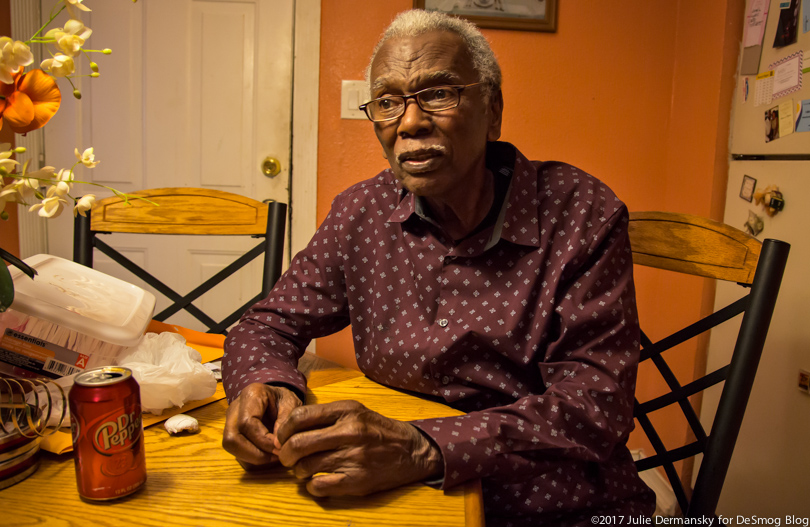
left=0, top=69, right=61, bottom=134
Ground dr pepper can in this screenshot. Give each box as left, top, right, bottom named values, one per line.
left=68, top=366, right=146, bottom=500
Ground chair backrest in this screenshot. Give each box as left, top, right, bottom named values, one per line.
left=628, top=211, right=789, bottom=518
left=73, top=187, right=287, bottom=335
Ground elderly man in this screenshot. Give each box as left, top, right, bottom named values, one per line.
left=222, top=9, right=654, bottom=526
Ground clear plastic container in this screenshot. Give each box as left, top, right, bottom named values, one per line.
left=1, top=255, right=156, bottom=377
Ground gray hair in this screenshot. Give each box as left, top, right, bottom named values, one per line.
left=365, top=9, right=502, bottom=100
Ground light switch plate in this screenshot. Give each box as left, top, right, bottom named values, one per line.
left=341, top=80, right=369, bottom=120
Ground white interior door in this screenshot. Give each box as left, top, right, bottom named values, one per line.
left=44, top=0, right=295, bottom=331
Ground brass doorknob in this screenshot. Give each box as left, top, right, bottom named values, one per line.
left=262, top=157, right=281, bottom=178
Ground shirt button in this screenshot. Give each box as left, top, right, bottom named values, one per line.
left=442, top=376, right=450, bottom=385
left=438, top=318, right=449, bottom=327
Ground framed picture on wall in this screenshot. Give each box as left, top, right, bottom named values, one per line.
left=414, top=0, right=557, bottom=32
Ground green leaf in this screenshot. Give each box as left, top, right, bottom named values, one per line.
left=1, top=262, right=13, bottom=312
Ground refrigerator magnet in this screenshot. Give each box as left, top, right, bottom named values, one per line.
left=744, top=210, right=764, bottom=236
left=740, top=175, right=757, bottom=202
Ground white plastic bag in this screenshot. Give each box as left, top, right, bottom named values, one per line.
left=116, top=332, right=217, bottom=415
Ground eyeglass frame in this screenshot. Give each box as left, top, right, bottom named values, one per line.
left=358, top=82, right=484, bottom=123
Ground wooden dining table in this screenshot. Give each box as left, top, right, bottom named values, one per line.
left=1, top=351, right=484, bottom=527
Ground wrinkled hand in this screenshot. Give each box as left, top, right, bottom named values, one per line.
left=273, top=400, right=443, bottom=497
left=222, top=383, right=302, bottom=469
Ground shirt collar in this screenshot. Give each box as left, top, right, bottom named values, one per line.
left=386, top=141, right=541, bottom=249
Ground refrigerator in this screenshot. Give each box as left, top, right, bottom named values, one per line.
left=701, top=0, right=810, bottom=517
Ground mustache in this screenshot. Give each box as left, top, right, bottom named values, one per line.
left=396, top=145, right=447, bottom=164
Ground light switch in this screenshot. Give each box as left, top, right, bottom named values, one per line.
left=341, top=80, right=369, bottom=120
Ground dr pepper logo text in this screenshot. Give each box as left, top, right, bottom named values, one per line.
left=84, top=409, right=143, bottom=455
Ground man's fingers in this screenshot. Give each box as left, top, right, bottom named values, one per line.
left=273, top=388, right=304, bottom=433
left=222, top=383, right=302, bottom=468
left=288, top=446, right=360, bottom=479
left=306, top=472, right=349, bottom=497
left=276, top=400, right=364, bottom=444
left=238, top=457, right=278, bottom=472
left=306, top=470, right=399, bottom=497
left=277, top=425, right=357, bottom=467
left=239, top=410, right=274, bottom=446
left=223, top=404, right=277, bottom=466
left=223, top=427, right=278, bottom=467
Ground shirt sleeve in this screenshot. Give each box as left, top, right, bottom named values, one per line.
left=410, top=207, right=641, bottom=490
left=222, top=201, right=351, bottom=403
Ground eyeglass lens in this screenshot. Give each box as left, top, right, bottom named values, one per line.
left=368, top=86, right=461, bottom=121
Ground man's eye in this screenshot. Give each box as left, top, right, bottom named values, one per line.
left=377, top=98, right=396, bottom=110
left=428, top=88, right=452, bottom=101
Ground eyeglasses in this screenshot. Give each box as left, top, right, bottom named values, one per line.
left=359, top=83, right=483, bottom=122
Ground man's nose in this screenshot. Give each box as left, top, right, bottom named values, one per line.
left=397, top=99, right=432, bottom=137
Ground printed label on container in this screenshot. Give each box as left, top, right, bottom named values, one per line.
left=0, top=328, right=90, bottom=379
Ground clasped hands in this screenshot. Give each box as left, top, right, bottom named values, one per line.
left=222, top=383, right=443, bottom=497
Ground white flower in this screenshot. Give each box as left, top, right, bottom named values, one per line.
left=46, top=179, right=71, bottom=198
left=27, top=166, right=58, bottom=181
left=0, top=183, right=20, bottom=202
left=41, top=54, right=75, bottom=77
left=0, top=146, right=19, bottom=173
left=0, top=37, right=34, bottom=84
left=74, top=194, right=96, bottom=217
left=43, top=168, right=73, bottom=197
left=63, top=0, right=91, bottom=18
left=52, top=20, right=93, bottom=57
left=57, top=167, right=73, bottom=181
left=75, top=147, right=100, bottom=168
left=30, top=196, right=68, bottom=218
left=1, top=178, right=38, bottom=203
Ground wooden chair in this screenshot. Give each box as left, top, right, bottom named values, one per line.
left=73, top=188, right=286, bottom=335
left=628, top=211, right=789, bottom=518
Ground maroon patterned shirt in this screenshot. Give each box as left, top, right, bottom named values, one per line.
left=223, top=142, right=655, bottom=526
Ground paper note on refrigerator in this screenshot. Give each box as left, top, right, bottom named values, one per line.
left=770, top=51, right=803, bottom=99
left=778, top=100, right=794, bottom=137
left=804, top=0, right=810, bottom=33
left=755, top=71, right=775, bottom=106
left=795, top=99, right=810, bottom=132
left=744, top=0, right=770, bottom=46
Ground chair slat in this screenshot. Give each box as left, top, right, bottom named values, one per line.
left=629, top=212, right=761, bottom=284
left=91, top=187, right=269, bottom=235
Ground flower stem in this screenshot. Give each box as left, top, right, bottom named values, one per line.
left=27, top=4, right=66, bottom=43
left=4, top=174, right=158, bottom=206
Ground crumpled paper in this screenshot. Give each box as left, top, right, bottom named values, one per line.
left=117, top=331, right=217, bottom=415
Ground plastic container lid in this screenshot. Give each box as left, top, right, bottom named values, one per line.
left=7, top=254, right=156, bottom=347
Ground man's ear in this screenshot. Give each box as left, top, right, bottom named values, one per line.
left=486, top=89, right=504, bottom=142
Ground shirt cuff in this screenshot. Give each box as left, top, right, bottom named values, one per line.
left=410, top=414, right=499, bottom=490
left=412, top=423, right=445, bottom=486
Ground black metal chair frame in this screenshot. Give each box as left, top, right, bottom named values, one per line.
left=633, top=231, right=789, bottom=518
left=73, top=200, right=286, bottom=335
